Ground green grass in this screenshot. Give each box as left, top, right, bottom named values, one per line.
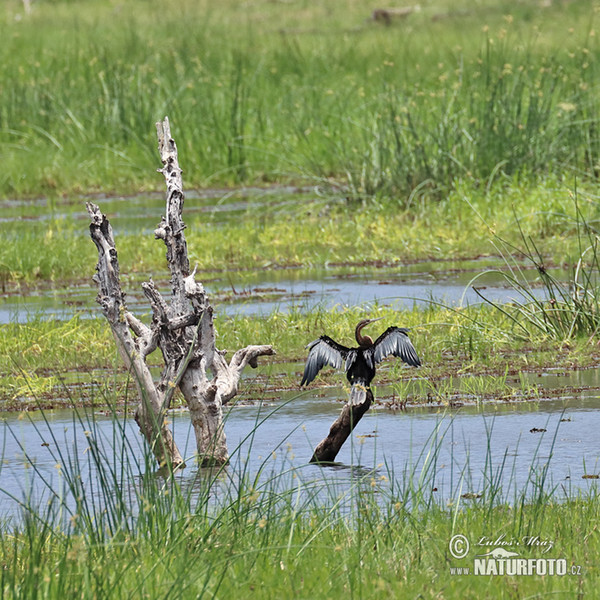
left=4, top=495, right=594, bottom=597
left=5, top=181, right=600, bottom=408
left=1, top=302, right=598, bottom=408
left=3, top=177, right=600, bottom=285
left=1, top=0, right=600, bottom=198
left=466, top=188, right=600, bottom=342
left=0, top=404, right=595, bottom=598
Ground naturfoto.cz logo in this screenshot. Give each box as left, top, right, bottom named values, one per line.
left=448, top=533, right=582, bottom=577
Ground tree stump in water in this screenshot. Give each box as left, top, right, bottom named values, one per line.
left=310, top=388, right=374, bottom=463
left=87, top=117, right=274, bottom=469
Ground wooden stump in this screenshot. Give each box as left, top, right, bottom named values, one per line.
left=310, top=389, right=373, bottom=464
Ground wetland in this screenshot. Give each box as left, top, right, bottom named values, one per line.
left=3, top=0, right=600, bottom=596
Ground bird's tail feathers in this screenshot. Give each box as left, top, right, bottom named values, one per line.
left=349, top=383, right=369, bottom=406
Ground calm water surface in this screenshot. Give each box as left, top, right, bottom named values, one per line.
left=0, top=261, right=548, bottom=323
left=2, top=390, right=599, bottom=520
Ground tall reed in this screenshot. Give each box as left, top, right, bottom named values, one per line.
left=1, top=0, right=599, bottom=198
left=0, top=386, right=593, bottom=597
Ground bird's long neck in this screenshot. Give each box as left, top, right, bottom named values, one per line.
left=355, top=322, right=374, bottom=348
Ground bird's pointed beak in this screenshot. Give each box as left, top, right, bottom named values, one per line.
left=368, top=317, right=383, bottom=324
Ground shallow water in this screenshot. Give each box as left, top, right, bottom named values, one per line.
left=2, top=192, right=594, bottom=519
left=1, top=187, right=314, bottom=235
left=2, top=390, right=599, bottom=520
left=2, top=189, right=556, bottom=322
left=0, top=261, right=549, bottom=324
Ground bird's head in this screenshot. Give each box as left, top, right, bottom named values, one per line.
left=355, top=317, right=382, bottom=346
left=357, top=317, right=382, bottom=328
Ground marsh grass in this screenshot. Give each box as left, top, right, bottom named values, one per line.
left=0, top=315, right=117, bottom=375
left=386, top=366, right=542, bottom=407
left=0, top=393, right=596, bottom=597
left=471, top=191, right=600, bottom=341
left=1, top=0, right=600, bottom=198
left=1, top=176, right=597, bottom=289
left=2, top=299, right=595, bottom=408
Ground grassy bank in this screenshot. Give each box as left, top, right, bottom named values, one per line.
left=2, top=178, right=600, bottom=284
left=2, top=302, right=598, bottom=409
left=2, top=493, right=594, bottom=597
left=1, top=0, right=600, bottom=198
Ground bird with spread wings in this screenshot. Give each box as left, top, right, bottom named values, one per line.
left=301, top=318, right=421, bottom=405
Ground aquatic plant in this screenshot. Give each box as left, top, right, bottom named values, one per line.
left=4, top=298, right=597, bottom=410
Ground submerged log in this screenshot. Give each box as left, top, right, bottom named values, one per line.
left=87, top=117, right=274, bottom=468
left=310, top=388, right=374, bottom=464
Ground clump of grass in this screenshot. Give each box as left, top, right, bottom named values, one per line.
left=0, top=315, right=116, bottom=374
left=473, top=190, right=600, bottom=341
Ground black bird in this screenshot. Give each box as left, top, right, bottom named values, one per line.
left=301, top=318, right=421, bottom=405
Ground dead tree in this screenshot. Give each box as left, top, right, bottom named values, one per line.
left=87, top=117, right=274, bottom=468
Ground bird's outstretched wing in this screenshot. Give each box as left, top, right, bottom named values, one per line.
left=371, top=327, right=421, bottom=367
left=301, top=336, right=350, bottom=386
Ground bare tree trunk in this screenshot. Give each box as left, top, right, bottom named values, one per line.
left=87, top=117, right=274, bottom=468
left=310, top=389, right=373, bottom=463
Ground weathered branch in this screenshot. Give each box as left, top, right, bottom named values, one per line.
left=219, top=345, right=277, bottom=404
left=86, top=202, right=183, bottom=468
left=155, top=117, right=190, bottom=318
left=310, top=389, right=374, bottom=464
